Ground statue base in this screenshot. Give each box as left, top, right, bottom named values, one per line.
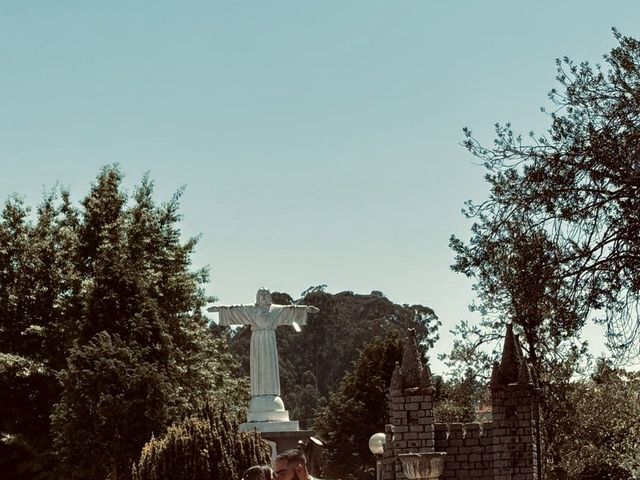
left=246, top=395, right=292, bottom=422
left=239, top=420, right=301, bottom=432
left=240, top=395, right=313, bottom=456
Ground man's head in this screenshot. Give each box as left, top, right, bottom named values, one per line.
left=273, top=449, right=309, bottom=480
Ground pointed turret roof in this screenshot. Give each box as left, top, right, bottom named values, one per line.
left=491, top=323, right=537, bottom=387
left=499, top=323, right=521, bottom=384
left=390, top=361, right=403, bottom=389
left=400, top=328, right=423, bottom=388
left=392, top=328, right=433, bottom=392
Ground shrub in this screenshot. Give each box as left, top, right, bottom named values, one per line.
left=132, top=404, right=270, bottom=480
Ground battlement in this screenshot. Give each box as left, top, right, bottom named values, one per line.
left=382, top=325, right=542, bottom=480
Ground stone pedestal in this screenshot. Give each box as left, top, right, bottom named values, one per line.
left=244, top=395, right=292, bottom=423
left=240, top=395, right=300, bottom=432
left=239, top=394, right=313, bottom=456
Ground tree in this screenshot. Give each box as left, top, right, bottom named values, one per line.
left=452, top=30, right=640, bottom=361
left=49, top=166, right=247, bottom=480
left=131, top=403, right=270, bottom=480
left=547, top=359, right=640, bottom=479
left=432, top=368, right=484, bottom=424
left=448, top=31, right=640, bottom=479
left=0, top=192, right=80, bottom=480
left=53, top=333, right=172, bottom=480
left=313, top=332, right=407, bottom=480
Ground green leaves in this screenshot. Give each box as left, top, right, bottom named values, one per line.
left=313, top=333, right=405, bottom=480
left=453, top=30, right=640, bottom=479
left=0, top=166, right=247, bottom=480
left=132, top=404, right=270, bottom=480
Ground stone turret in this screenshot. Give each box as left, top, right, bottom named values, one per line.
left=383, top=329, right=437, bottom=480
left=390, top=328, right=434, bottom=392
left=491, top=324, right=542, bottom=480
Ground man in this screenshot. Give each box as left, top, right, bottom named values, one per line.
left=273, top=449, right=313, bottom=480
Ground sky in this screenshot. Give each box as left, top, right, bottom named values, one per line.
left=1, top=1, right=639, bottom=373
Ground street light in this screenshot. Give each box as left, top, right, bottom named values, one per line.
left=369, top=433, right=386, bottom=480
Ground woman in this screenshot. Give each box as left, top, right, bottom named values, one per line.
left=242, top=465, right=275, bottom=480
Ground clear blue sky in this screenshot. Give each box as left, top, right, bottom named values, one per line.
left=2, top=1, right=639, bottom=371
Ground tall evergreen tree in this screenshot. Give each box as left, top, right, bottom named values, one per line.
left=50, top=166, right=246, bottom=480
left=0, top=192, right=80, bottom=479
left=0, top=165, right=245, bottom=480
left=313, top=332, right=421, bottom=480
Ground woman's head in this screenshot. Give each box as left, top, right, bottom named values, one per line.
left=242, top=465, right=275, bottom=480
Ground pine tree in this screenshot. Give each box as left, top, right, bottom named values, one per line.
left=44, top=166, right=246, bottom=480
left=0, top=192, right=79, bottom=479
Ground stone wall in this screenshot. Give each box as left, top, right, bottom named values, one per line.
left=384, top=387, right=435, bottom=480
left=381, top=325, right=543, bottom=480
left=434, top=422, right=493, bottom=480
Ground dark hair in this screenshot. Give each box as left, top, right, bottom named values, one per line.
left=274, top=448, right=307, bottom=466
left=242, top=465, right=274, bottom=480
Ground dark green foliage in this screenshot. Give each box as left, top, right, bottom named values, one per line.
left=450, top=30, right=640, bottom=479
left=577, top=463, right=633, bottom=480
left=551, top=360, right=640, bottom=479
left=131, top=404, right=270, bottom=480
left=432, top=369, right=484, bottom=424
left=313, top=332, right=408, bottom=480
left=0, top=192, right=80, bottom=479
left=0, top=166, right=245, bottom=480
left=452, top=30, right=640, bottom=364
left=0, top=354, right=57, bottom=480
left=53, top=333, right=172, bottom=480
left=229, top=288, right=439, bottom=428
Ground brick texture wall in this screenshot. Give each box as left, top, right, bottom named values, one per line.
left=434, top=422, right=493, bottom=480
left=381, top=326, right=542, bottom=480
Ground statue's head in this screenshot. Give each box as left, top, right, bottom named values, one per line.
left=256, top=288, right=272, bottom=309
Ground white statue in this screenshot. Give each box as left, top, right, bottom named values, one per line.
left=207, top=288, right=319, bottom=398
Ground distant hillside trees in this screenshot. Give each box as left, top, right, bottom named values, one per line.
left=227, top=287, right=440, bottom=427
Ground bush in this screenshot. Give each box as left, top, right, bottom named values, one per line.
left=132, top=404, right=270, bottom=480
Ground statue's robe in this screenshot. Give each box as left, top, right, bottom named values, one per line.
left=218, top=304, right=308, bottom=396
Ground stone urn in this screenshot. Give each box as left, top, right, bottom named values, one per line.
left=397, top=452, right=447, bottom=480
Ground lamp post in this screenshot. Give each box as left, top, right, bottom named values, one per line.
left=368, top=432, right=386, bottom=480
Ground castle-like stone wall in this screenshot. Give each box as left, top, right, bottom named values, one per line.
left=382, top=325, right=542, bottom=480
